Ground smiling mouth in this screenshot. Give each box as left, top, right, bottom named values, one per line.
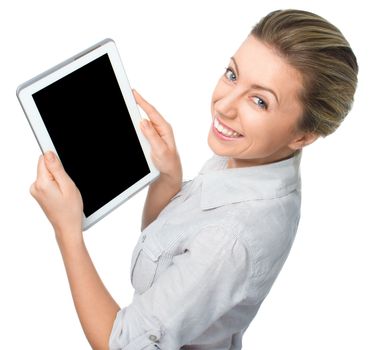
left=213, top=117, right=243, bottom=138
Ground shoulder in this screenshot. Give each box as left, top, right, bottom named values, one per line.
left=214, top=189, right=300, bottom=238
left=181, top=193, right=301, bottom=299
left=243, top=193, right=300, bottom=250
left=213, top=190, right=301, bottom=270
left=191, top=188, right=301, bottom=250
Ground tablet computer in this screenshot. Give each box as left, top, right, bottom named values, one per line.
left=17, top=38, right=160, bottom=231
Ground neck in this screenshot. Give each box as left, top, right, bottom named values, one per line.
left=226, top=150, right=298, bottom=169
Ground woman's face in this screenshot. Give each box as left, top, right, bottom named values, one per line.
left=208, top=35, right=313, bottom=168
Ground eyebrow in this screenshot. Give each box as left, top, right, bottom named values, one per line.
left=230, top=56, right=280, bottom=104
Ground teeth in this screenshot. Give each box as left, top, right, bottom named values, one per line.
left=214, top=118, right=241, bottom=138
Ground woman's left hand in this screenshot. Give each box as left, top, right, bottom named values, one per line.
left=30, top=151, right=84, bottom=243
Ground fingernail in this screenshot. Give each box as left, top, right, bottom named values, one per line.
left=141, top=119, right=150, bottom=128
left=46, top=151, right=55, bottom=162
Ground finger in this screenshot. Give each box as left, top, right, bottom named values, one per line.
left=140, top=119, right=170, bottom=153
left=140, top=117, right=177, bottom=150
left=43, top=151, right=72, bottom=190
left=30, top=182, right=37, bottom=198
left=37, top=154, right=55, bottom=182
left=132, top=89, right=169, bottom=126
left=133, top=89, right=176, bottom=149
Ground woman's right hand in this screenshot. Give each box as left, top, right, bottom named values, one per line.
left=133, top=89, right=183, bottom=188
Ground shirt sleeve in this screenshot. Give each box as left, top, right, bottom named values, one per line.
left=108, top=225, right=252, bottom=350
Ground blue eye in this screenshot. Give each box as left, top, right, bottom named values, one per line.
left=224, top=67, right=236, bottom=82
left=223, top=67, right=268, bottom=110
left=251, top=96, right=268, bottom=110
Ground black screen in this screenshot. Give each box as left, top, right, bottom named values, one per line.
left=32, top=54, right=150, bottom=217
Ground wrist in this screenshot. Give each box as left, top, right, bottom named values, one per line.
left=154, top=173, right=182, bottom=191
left=55, top=228, right=84, bottom=252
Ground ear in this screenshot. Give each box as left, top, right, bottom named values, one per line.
left=288, top=131, right=320, bottom=151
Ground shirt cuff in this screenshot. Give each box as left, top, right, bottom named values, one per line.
left=109, top=305, right=164, bottom=350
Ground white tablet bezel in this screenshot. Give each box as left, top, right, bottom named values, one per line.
left=17, top=38, right=160, bottom=231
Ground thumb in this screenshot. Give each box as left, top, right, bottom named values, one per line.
left=43, top=151, right=70, bottom=187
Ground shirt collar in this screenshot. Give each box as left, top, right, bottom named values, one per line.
left=198, top=150, right=302, bottom=210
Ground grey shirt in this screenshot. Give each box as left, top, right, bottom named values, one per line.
left=109, top=150, right=302, bottom=350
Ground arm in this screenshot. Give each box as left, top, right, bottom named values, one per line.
left=132, top=89, right=183, bottom=231
left=109, top=226, right=251, bottom=349
left=29, top=88, right=182, bottom=347
left=141, top=174, right=182, bottom=231
left=57, top=235, right=120, bottom=350
left=30, top=152, right=120, bottom=349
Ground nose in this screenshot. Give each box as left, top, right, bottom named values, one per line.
left=215, top=89, right=241, bottom=120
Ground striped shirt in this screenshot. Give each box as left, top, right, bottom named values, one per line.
left=109, top=150, right=302, bottom=349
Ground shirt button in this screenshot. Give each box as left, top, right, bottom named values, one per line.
left=142, top=235, right=146, bottom=242
left=149, top=334, right=158, bottom=342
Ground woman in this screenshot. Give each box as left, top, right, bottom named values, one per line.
left=30, top=9, right=358, bottom=350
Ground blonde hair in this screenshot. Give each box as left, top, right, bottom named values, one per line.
left=251, top=9, right=358, bottom=136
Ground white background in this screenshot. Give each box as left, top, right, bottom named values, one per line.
left=1, top=0, right=376, bottom=348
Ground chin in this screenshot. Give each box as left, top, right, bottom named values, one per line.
left=207, top=131, right=233, bottom=157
